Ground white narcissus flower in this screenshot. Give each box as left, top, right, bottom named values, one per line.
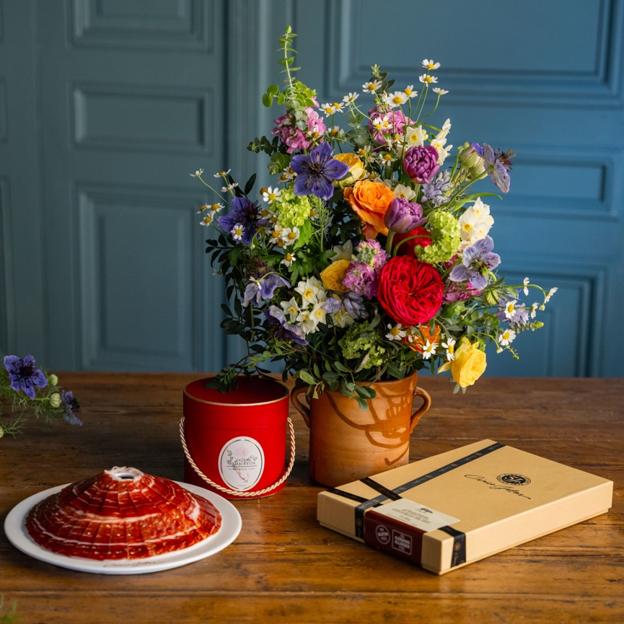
left=458, top=198, right=494, bottom=247
left=280, top=298, right=300, bottom=323
left=405, top=125, right=428, bottom=147
left=295, top=277, right=323, bottom=306
left=310, top=303, right=327, bottom=326
left=393, top=183, right=417, bottom=201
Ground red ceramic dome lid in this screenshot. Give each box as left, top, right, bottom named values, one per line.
left=26, top=467, right=222, bottom=560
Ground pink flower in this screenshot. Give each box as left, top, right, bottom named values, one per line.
left=369, top=107, right=408, bottom=144
left=306, top=107, right=326, bottom=137
left=272, top=108, right=326, bottom=154
left=403, top=145, right=440, bottom=184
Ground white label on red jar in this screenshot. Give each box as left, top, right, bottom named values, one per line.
left=218, top=436, right=265, bottom=491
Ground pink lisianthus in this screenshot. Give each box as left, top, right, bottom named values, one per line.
left=369, top=107, right=409, bottom=144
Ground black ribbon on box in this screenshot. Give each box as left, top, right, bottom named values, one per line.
left=329, top=441, right=505, bottom=568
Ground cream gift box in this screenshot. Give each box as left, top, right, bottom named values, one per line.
left=317, top=439, right=613, bottom=574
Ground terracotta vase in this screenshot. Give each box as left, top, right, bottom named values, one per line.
left=290, top=373, right=432, bottom=487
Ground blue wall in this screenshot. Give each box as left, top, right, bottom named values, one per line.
left=1, top=0, right=623, bottom=376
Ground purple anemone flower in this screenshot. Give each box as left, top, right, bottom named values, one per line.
left=218, top=196, right=258, bottom=244
left=243, top=274, right=290, bottom=307
left=3, top=354, right=48, bottom=399
left=473, top=143, right=513, bottom=193
left=291, top=143, right=349, bottom=200
left=61, top=390, right=82, bottom=426
left=266, top=306, right=307, bottom=346
left=449, top=236, right=501, bottom=291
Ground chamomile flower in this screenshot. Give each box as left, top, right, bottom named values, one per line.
left=281, top=226, right=300, bottom=247
left=221, top=182, right=239, bottom=193
left=419, top=74, right=438, bottom=85
left=544, top=287, right=558, bottom=303
left=393, top=183, right=417, bottom=201
left=230, top=223, right=244, bottom=241
left=442, top=337, right=456, bottom=361
left=523, top=277, right=530, bottom=296
left=262, top=186, right=281, bottom=203
left=214, top=169, right=231, bottom=178
left=499, top=328, right=517, bottom=346
left=342, top=92, right=359, bottom=105
left=269, top=224, right=284, bottom=245
left=372, top=114, right=392, bottom=132
left=197, top=203, right=210, bottom=213
left=383, top=91, right=408, bottom=108
left=327, top=125, right=344, bottom=139
left=504, top=300, right=517, bottom=319
left=320, top=102, right=337, bottom=116
left=422, top=340, right=437, bottom=360
left=432, top=87, right=449, bottom=96
left=421, top=59, right=441, bottom=71
left=210, top=202, right=224, bottom=214
left=199, top=214, right=214, bottom=226
left=386, top=324, right=406, bottom=341
left=362, top=80, right=382, bottom=93
left=190, top=168, right=204, bottom=178
left=405, top=125, right=428, bottom=147
left=403, top=85, right=418, bottom=99
left=281, top=252, right=296, bottom=268
left=380, top=152, right=394, bottom=164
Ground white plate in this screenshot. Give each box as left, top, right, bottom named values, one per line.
left=3, top=481, right=241, bottom=575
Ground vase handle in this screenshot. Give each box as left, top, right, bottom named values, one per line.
left=290, top=386, right=311, bottom=428
left=410, top=386, right=432, bottom=433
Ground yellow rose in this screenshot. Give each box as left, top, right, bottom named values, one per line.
left=439, top=338, right=486, bottom=388
left=333, top=153, right=365, bottom=187
left=320, top=259, right=350, bottom=292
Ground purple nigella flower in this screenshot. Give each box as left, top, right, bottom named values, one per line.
left=474, top=143, right=513, bottom=193
left=3, top=354, right=48, bottom=399
left=266, top=306, right=307, bottom=346
left=342, top=262, right=378, bottom=299
left=449, top=236, right=501, bottom=291
left=384, top=198, right=424, bottom=233
left=422, top=171, right=451, bottom=207
left=403, top=145, right=440, bottom=184
left=243, top=274, right=290, bottom=307
left=218, top=196, right=258, bottom=244
left=291, top=142, right=349, bottom=200
left=61, top=390, right=82, bottom=426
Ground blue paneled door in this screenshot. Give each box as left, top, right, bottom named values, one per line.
left=239, top=0, right=624, bottom=377
left=1, top=0, right=623, bottom=376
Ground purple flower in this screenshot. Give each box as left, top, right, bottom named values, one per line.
left=218, top=196, right=258, bottom=244
left=342, top=292, right=367, bottom=319
left=61, top=390, right=82, bottom=426
left=243, top=274, right=290, bottom=307
left=384, top=198, right=424, bottom=233
left=403, top=145, right=440, bottom=184
left=449, top=236, right=501, bottom=291
left=291, top=143, right=349, bottom=200
left=369, top=108, right=408, bottom=144
left=3, top=354, right=48, bottom=399
left=272, top=107, right=326, bottom=154
left=422, top=171, right=451, bottom=206
left=355, top=240, right=388, bottom=270
left=475, top=143, right=513, bottom=193
left=266, top=306, right=307, bottom=346
left=443, top=282, right=482, bottom=303
left=342, top=262, right=378, bottom=299
left=324, top=296, right=342, bottom=314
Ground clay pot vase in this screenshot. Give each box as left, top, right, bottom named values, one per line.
left=290, top=373, right=431, bottom=487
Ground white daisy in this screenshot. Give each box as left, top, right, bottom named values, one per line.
left=199, top=214, right=214, bottom=226
left=281, top=252, right=296, bottom=268
left=342, top=92, right=359, bottom=105
left=419, top=74, right=438, bottom=85
left=230, top=223, right=244, bottom=241
left=262, top=186, right=281, bottom=203
left=210, top=202, right=224, bottom=214
left=362, top=80, right=382, bottom=93
left=269, top=225, right=284, bottom=246
left=523, top=277, right=530, bottom=296
left=281, top=226, right=300, bottom=247
left=214, top=169, right=231, bottom=178
left=385, top=324, right=406, bottom=341
left=432, top=87, right=449, bottom=96
left=403, top=85, right=418, bottom=99
left=441, top=337, right=456, bottom=361
left=499, top=328, right=517, bottom=346
left=383, top=91, right=408, bottom=108
left=421, top=59, right=441, bottom=71
left=422, top=340, right=437, bottom=360
left=320, top=102, right=336, bottom=116
left=504, top=300, right=517, bottom=319
left=190, top=168, right=204, bottom=178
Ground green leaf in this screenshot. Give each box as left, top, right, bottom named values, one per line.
left=298, top=370, right=316, bottom=385
left=262, top=93, right=273, bottom=107
left=244, top=173, right=256, bottom=195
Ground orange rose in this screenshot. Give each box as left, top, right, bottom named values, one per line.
left=343, top=180, right=394, bottom=236
left=404, top=324, right=441, bottom=352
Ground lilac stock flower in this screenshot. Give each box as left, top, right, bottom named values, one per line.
left=61, top=390, right=82, bottom=426
left=272, top=108, right=326, bottom=154
left=384, top=198, right=424, bottom=233
left=3, top=354, right=48, bottom=399
left=342, top=292, right=367, bottom=319
left=342, top=262, right=378, bottom=299
left=474, top=143, right=512, bottom=193
left=355, top=239, right=388, bottom=270
left=422, top=171, right=451, bottom=207
left=449, top=236, right=501, bottom=291
left=266, top=306, right=307, bottom=346
left=291, top=142, right=349, bottom=200
left=218, top=196, right=258, bottom=244
left=243, top=274, right=290, bottom=307
left=403, top=145, right=440, bottom=184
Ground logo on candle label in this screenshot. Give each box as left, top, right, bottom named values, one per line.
left=218, top=436, right=265, bottom=491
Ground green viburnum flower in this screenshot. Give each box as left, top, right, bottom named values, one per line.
left=273, top=188, right=313, bottom=229
left=339, top=325, right=386, bottom=369
left=416, top=210, right=460, bottom=264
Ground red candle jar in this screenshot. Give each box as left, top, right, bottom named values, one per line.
left=182, top=376, right=292, bottom=499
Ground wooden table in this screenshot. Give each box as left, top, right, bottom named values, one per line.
left=0, top=375, right=622, bottom=623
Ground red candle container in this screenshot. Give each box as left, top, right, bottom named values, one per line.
left=182, top=376, right=291, bottom=499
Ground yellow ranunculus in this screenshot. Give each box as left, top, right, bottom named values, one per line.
left=320, top=259, right=350, bottom=292
left=333, top=153, right=365, bottom=187
left=439, top=338, right=487, bottom=388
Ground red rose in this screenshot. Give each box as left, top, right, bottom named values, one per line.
left=394, top=226, right=432, bottom=256
left=377, top=256, right=444, bottom=325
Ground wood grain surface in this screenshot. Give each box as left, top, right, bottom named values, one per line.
left=0, top=374, right=622, bottom=624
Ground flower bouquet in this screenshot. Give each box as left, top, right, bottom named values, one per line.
left=191, top=28, right=556, bottom=484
